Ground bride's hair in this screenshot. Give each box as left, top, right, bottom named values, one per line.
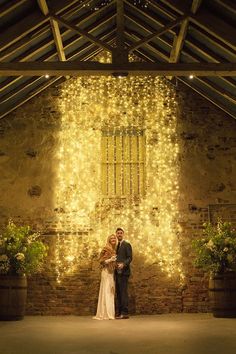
left=106, top=234, right=117, bottom=249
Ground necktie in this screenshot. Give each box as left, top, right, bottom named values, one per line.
left=116, top=242, right=121, bottom=254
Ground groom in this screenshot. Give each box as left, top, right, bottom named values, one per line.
left=115, top=227, right=132, bottom=319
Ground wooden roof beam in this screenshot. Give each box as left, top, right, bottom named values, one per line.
left=0, top=0, right=81, bottom=53
left=0, top=0, right=29, bottom=18
left=0, top=62, right=235, bottom=76
left=129, top=15, right=187, bottom=52
left=50, top=12, right=114, bottom=53
left=191, top=0, right=202, bottom=14
left=126, top=23, right=236, bottom=94
left=179, top=77, right=236, bottom=120
left=126, top=27, right=169, bottom=61
left=0, top=17, right=116, bottom=94
left=0, top=32, right=115, bottom=114
left=37, top=0, right=66, bottom=61
left=125, top=13, right=173, bottom=61
left=116, top=0, right=125, bottom=50
left=113, top=0, right=128, bottom=64
left=169, top=18, right=188, bottom=63
left=169, top=0, right=202, bottom=63
left=50, top=19, right=66, bottom=61
left=37, top=0, right=49, bottom=15
left=0, top=0, right=115, bottom=61
left=159, top=0, right=236, bottom=50
left=213, top=0, right=236, bottom=14
left=198, top=77, right=236, bottom=103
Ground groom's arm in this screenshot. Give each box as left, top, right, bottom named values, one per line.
left=124, top=243, right=132, bottom=267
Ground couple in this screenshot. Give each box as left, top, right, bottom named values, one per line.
left=94, top=227, right=132, bottom=320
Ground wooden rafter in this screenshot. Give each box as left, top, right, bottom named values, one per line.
left=125, top=1, right=188, bottom=63
left=0, top=31, right=115, bottom=108
left=37, top=0, right=49, bottom=15
left=127, top=27, right=236, bottom=101
left=0, top=0, right=80, bottom=53
left=159, top=0, right=236, bottom=50
left=0, top=13, right=48, bottom=53
left=125, top=35, right=236, bottom=119
left=179, top=77, right=236, bottom=120
left=113, top=0, right=128, bottom=64
left=129, top=15, right=187, bottom=52
left=0, top=0, right=115, bottom=61
left=50, top=13, right=114, bottom=53
left=50, top=19, right=66, bottom=61
left=0, top=62, right=235, bottom=76
left=0, top=38, right=116, bottom=120
left=0, top=0, right=28, bottom=18
left=0, top=0, right=235, bottom=123
left=169, top=19, right=188, bottom=62
left=213, top=0, right=236, bottom=14
left=125, top=11, right=175, bottom=61
left=191, top=0, right=202, bottom=14
left=116, top=0, right=125, bottom=50
left=0, top=10, right=117, bottom=98
left=169, top=0, right=202, bottom=63
left=37, top=0, right=66, bottom=61
left=197, top=77, right=236, bottom=103
left=126, top=2, right=234, bottom=73
left=126, top=29, right=169, bottom=62
left=192, top=12, right=236, bottom=51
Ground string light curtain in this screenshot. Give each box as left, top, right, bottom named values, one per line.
left=54, top=75, right=184, bottom=282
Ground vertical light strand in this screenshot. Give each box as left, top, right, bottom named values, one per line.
left=121, top=134, right=124, bottom=196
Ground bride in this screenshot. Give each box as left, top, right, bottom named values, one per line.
left=93, top=234, right=117, bottom=320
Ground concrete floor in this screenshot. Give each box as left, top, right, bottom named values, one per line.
left=0, top=314, right=236, bottom=354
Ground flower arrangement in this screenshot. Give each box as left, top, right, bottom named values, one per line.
left=0, top=221, right=47, bottom=276
left=192, top=220, right=236, bottom=274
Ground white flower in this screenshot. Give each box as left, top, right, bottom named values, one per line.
left=15, top=253, right=25, bottom=261
left=206, top=240, right=215, bottom=250
left=0, top=254, right=8, bottom=261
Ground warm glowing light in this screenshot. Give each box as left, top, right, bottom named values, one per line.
left=82, top=0, right=151, bottom=11
left=53, top=57, right=184, bottom=283
left=189, top=74, right=194, bottom=79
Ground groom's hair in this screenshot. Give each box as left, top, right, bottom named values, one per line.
left=116, top=227, right=124, bottom=233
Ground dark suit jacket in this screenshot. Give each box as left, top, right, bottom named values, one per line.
left=116, top=240, right=132, bottom=276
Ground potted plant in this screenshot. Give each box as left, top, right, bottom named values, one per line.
left=192, top=220, right=236, bottom=317
left=0, top=220, right=47, bottom=320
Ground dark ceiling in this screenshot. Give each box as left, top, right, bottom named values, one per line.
left=0, top=0, right=235, bottom=119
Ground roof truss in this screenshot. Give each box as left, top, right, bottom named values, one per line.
left=0, top=0, right=235, bottom=120
left=0, top=62, right=235, bottom=76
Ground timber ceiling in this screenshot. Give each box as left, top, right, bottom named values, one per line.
left=0, top=0, right=235, bottom=119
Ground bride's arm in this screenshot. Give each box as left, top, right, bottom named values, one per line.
left=99, top=249, right=116, bottom=266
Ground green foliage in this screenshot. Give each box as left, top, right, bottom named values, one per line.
left=192, top=220, right=236, bottom=274
left=0, top=220, right=48, bottom=276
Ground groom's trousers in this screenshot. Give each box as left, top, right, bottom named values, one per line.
left=115, top=274, right=129, bottom=315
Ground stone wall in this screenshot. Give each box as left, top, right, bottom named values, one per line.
left=177, top=85, right=236, bottom=312
left=0, top=78, right=236, bottom=315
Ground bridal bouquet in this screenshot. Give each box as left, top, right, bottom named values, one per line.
left=192, top=220, right=236, bottom=274
left=0, top=220, right=47, bottom=276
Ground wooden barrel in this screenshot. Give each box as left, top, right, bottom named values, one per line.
left=0, top=275, right=27, bottom=320
left=209, top=272, right=236, bottom=318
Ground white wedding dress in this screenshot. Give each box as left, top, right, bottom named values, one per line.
left=93, top=267, right=115, bottom=320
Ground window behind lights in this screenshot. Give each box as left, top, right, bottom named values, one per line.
left=101, top=128, right=145, bottom=199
